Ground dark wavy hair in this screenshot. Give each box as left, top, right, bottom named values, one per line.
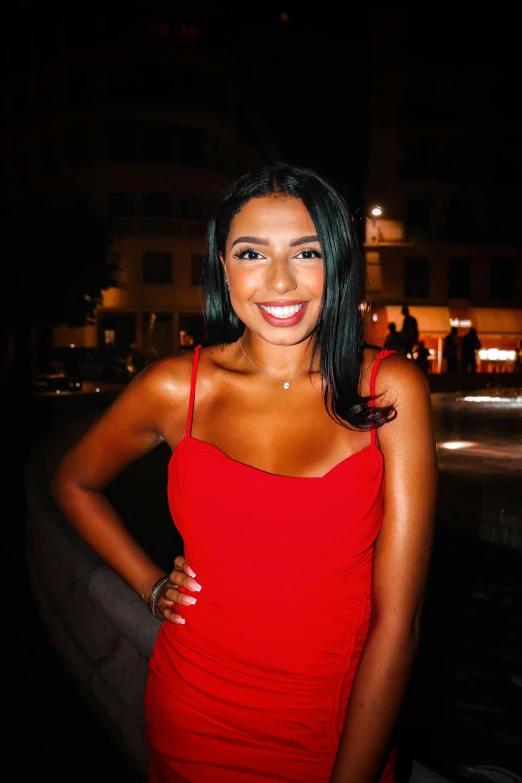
left=203, top=161, right=396, bottom=430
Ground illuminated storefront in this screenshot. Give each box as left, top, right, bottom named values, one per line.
left=365, top=305, right=522, bottom=373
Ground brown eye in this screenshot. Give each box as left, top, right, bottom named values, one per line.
left=233, top=249, right=263, bottom=261
left=295, top=250, right=322, bottom=260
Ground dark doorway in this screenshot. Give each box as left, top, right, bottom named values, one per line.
left=98, top=312, right=136, bottom=358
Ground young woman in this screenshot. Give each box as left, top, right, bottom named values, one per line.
left=51, top=161, right=438, bottom=783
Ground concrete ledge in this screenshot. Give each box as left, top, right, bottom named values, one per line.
left=25, top=422, right=453, bottom=783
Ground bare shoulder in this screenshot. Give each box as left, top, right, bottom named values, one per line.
left=361, top=346, right=429, bottom=404
left=122, top=349, right=196, bottom=406
left=374, top=352, right=431, bottom=409
left=97, top=352, right=199, bottom=445
left=118, top=345, right=230, bottom=420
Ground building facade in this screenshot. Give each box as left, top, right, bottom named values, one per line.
left=362, top=9, right=522, bottom=373
left=1, top=7, right=278, bottom=366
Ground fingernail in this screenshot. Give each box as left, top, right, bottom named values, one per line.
left=187, top=579, right=202, bottom=592
left=173, top=617, right=185, bottom=625
left=186, top=566, right=196, bottom=578
left=184, top=596, right=197, bottom=605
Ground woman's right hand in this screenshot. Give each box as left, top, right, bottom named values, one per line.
left=155, top=554, right=202, bottom=624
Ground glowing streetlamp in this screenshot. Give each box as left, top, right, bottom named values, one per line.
left=368, top=205, right=384, bottom=244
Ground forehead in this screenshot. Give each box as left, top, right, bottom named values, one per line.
left=228, top=196, right=315, bottom=237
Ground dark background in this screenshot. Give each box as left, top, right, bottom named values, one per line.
left=3, top=2, right=522, bottom=782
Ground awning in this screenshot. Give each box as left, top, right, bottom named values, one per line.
left=384, top=306, right=451, bottom=335
left=472, top=308, right=522, bottom=337
left=383, top=306, right=522, bottom=337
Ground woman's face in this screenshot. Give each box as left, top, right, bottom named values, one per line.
left=220, top=195, right=324, bottom=345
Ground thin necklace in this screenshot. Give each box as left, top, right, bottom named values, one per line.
left=238, top=340, right=319, bottom=390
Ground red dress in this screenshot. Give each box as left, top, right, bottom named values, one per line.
left=145, top=347, right=397, bottom=783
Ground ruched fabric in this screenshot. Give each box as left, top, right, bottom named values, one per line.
left=145, top=347, right=397, bottom=782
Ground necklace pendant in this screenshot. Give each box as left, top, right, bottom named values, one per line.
left=283, top=382, right=290, bottom=389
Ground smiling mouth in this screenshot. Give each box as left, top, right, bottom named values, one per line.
left=258, top=303, right=306, bottom=319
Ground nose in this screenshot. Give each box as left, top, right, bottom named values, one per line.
left=266, top=257, right=298, bottom=294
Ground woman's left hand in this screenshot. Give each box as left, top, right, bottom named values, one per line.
left=158, top=554, right=202, bottom=625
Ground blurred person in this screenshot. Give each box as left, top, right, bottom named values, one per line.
left=515, top=339, right=522, bottom=374
left=400, top=306, right=419, bottom=359
left=413, top=341, right=431, bottom=374
left=442, top=327, right=459, bottom=374
left=144, top=345, right=159, bottom=366
left=383, top=322, right=405, bottom=354
left=51, top=161, right=437, bottom=783
left=461, top=327, right=481, bottom=373
left=127, top=342, right=146, bottom=375
left=179, top=330, right=195, bottom=350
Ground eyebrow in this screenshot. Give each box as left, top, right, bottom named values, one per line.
left=230, top=234, right=319, bottom=248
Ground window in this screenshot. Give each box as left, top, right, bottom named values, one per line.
left=487, top=193, right=519, bottom=243
left=446, top=140, right=476, bottom=178
left=404, top=257, right=430, bottom=298
left=402, top=80, right=437, bottom=120
left=142, top=64, right=175, bottom=100
left=17, top=156, right=27, bottom=182
left=107, top=123, right=136, bottom=163
left=108, top=193, right=135, bottom=217
left=39, top=85, right=55, bottom=116
left=103, top=12, right=131, bottom=41
left=107, top=62, right=140, bottom=100
left=180, top=24, right=197, bottom=37
left=180, top=127, right=202, bottom=166
left=65, top=13, right=94, bottom=46
left=191, top=255, right=204, bottom=286
left=143, top=252, right=173, bottom=284
left=179, top=196, right=203, bottom=220
left=404, top=196, right=430, bottom=233
left=67, top=66, right=88, bottom=106
left=42, top=141, right=55, bottom=171
left=399, top=139, right=434, bottom=180
left=445, top=195, right=474, bottom=242
left=142, top=124, right=173, bottom=163
left=147, top=19, right=171, bottom=39
left=13, top=92, right=27, bottom=127
left=448, top=257, right=471, bottom=299
left=143, top=193, right=172, bottom=217
left=67, top=126, right=89, bottom=165
left=489, top=258, right=515, bottom=301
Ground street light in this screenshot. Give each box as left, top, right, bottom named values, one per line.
left=368, top=205, right=384, bottom=243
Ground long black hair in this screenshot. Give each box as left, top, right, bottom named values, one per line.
left=203, top=161, right=396, bottom=430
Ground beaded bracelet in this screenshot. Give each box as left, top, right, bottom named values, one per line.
left=147, top=575, right=169, bottom=619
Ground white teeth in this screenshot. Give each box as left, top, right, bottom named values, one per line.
left=259, top=303, right=305, bottom=318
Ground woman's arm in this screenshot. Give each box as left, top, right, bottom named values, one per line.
left=50, top=356, right=193, bottom=616
left=330, top=355, right=438, bottom=783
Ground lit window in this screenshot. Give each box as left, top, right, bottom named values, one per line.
left=143, top=252, right=173, bottom=284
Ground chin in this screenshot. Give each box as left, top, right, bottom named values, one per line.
left=258, top=324, right=317, bottom=345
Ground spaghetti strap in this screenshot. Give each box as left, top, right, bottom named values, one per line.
left=369, top=349, right=397, bottom=445
left=186, top=345, right=202, bottom=438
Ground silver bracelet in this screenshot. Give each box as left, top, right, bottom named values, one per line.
left=147, top=575, right=169, bottom=619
